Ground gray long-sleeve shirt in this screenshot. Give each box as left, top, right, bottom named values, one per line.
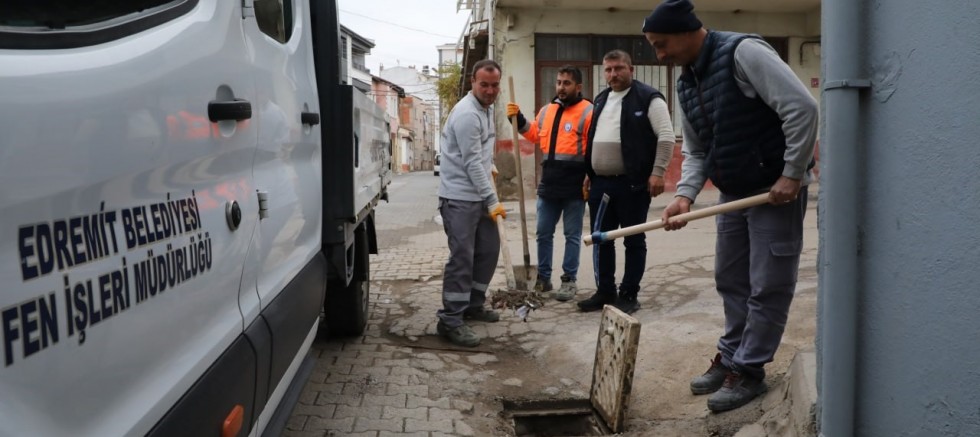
left=676, top=38, right=819, bottom=201
left=437, top=92, right=498, bottom=205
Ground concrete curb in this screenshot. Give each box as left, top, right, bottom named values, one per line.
left=733, top=351, right=818, bottom=437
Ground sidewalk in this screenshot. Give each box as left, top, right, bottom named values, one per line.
left=489, top=187, right=819, bottom=434
left=286, top=181, right=819, bottom=436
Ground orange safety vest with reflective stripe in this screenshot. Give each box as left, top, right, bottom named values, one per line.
left=521, top=98, right=593, bottom=162
left=519, top=97, right=593, bottom=198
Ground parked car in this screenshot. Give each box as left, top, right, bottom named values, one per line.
left=434, top=153, right=441, bottom=176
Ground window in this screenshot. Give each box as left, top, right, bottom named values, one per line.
left=534, top=34, right=668, bottom=110
left=534, top=33, right=792, bottom=137
left=340, top=35, right=349, bottom=85
left=0, top=0, right=196, bottom=49
left=254, top=0, right=294, bottom=43
left=535, top=35, right=590, bottom=62
left=762, top=36, right=790, bottom=63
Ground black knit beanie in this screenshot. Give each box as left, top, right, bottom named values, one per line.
left=642, top=0, right=703, bottom=34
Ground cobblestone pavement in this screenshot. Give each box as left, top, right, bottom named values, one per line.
left=284, top=172, right=819, bottom=437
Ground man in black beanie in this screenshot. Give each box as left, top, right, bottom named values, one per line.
left=644, top=0, right=819, bottom=414
left=641, top=0, right=702, bottom=35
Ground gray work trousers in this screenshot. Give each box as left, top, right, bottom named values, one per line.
left=715, top=187, right=808, bottom=380
left=438, top=198, right=500, bottom=327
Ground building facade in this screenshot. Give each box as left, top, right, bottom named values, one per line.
left=340, top=25, right=374, bottom=93
left=397, top=95, right=436, bottom=172
left=457, top=0, right=820, bottom=196
left=381, top=66, right=440, bottom=171
left=370, top=76, right=405, bottom=174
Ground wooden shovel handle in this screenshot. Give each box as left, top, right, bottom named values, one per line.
left=583, top=193, right=770, bottom=246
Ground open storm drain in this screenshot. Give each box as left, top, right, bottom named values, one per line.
left=502, top=306, right=642, bottom=437
left=502, top=398, right=609, bottom=437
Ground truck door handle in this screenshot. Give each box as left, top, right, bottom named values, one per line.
left=208, top=99, right=252, bottom=122
left=301, top=112, right=320, bottom=126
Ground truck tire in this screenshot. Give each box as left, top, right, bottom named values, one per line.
left=325, top=225, right=370, bottom=337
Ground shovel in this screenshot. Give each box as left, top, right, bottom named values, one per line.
left=488, top=177, right=545, bottom=315
left=584, top=193, right=770, bottom=245
left=490, top=174, right=518, bottom=291
left=507, top=76, right=537, bottom=290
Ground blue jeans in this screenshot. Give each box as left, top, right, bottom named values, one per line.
left=536, top=196, right=586, bottom=282
left=588, top=176, right=652, bottom=296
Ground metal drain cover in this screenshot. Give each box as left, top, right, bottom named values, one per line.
left=590, top=305, right=641, bottom=433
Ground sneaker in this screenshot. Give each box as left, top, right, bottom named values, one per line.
left=707, top=371, right=768, bottom=412
left=690, top=353, right=729, bottom=395
left=554, top=275, right=578, bottom=302
left=436, top=322, right=481, bottom=347
left=612, top=294, right=640, bottom=315
left=533, top=278, right=553, bottom=294
left=577, top=292, right=616, bottom=312
left=463, top=306, right=500, bottom=323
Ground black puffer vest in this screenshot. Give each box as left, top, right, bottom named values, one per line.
left=677, top=31, right=787, bottom=196
left=586, top=81, right=664, bottom=187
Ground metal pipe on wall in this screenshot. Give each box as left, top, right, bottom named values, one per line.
left=487, top=0, right=496, bottom=60
left=819, top=0, right=867, bottom=435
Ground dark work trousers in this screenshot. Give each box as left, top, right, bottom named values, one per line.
left=587, top=175, right=653, bottom=297
left=437, top=198, right=500, bottom=328
left=715, top=186, right=808, bottom=380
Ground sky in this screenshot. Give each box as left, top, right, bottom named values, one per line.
left=337, top=0, right=471, bottom=75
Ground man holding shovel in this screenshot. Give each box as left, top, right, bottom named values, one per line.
left=436, top=59, right=507, bottom=347
left=647, top=0, right=818, bottom=412
left=506, top=66, right=593, bottom=302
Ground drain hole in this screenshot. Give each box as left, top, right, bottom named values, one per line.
left=513, top=413, right=603, bottom=436
left=502, top=398, right=609, bottom=437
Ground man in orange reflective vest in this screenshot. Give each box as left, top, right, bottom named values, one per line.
left=507, top=66, right=593, bottom=302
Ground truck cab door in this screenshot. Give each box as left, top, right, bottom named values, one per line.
left=239, top=0, right=326, bottom=430
left=0, top=1, right=259, bottom=435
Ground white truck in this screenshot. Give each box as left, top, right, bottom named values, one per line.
left=0, top=1, right=389, bottom=436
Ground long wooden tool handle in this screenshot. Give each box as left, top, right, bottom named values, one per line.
left=489, top=174, right=518, bottom=290
left=583, top=193, right=770, bottom=246
left=496, top=217, right=518, bottom=290
left=507, top=76, right=532, bottom=276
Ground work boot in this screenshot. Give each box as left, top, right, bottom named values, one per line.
left=577, top=292, right=615, bottom=312
left=612, top=294, right=640, bottom=315
left=436, top=322, right=481, bottom=347
left=707, top=371, right=768, bottom=413
left=463, top=306, right=500, bottom=323
left=554, top=275, right=578, bottom=302
left=533, top=277, right=553, bottom=294
left=690, top=353, right=729, bottom=395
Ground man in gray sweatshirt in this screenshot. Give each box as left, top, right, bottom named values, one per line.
left=644, top=0, right=819, bottom=413
left=436, top=59, right=507, bottom=347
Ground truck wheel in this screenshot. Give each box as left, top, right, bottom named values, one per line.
left=325, top=226, right=370, bottom=337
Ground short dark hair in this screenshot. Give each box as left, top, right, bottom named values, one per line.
left=603, top=49, right=633, bottom=66
left=557, top=65, right=583, bottom=84
left=471, top=59, right=501, bottom=78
